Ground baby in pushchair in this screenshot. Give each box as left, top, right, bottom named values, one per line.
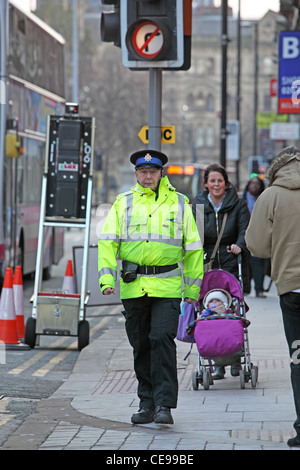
left=186, top=287, right=246, bottom=389
left=201, top=289, right=232, bottom=317
left=186, top=265, right=257, bottom=390
left=198, top=288, right=244, bottom=379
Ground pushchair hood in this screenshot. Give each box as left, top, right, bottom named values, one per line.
left=199, top=269, right=248, bottom=312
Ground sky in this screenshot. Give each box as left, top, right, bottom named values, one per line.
left=224, top=0, right=280, bottom=19
left=13, top=0, right=281, bottom=20
left=10, top=0, right=36, bottom=12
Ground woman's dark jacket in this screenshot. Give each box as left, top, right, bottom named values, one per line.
left=192, top=187, right=250, bottom=292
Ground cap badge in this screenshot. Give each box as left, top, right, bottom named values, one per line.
left=144, top=153, right=152, bottom=162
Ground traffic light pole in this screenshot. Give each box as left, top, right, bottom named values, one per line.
left=220, top=0, right=228, bottom=169
left=148, top=68, right=162, bottom=151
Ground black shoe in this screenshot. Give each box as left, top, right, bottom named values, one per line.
left=287, top=436, right=300, bottom=447
left=154, top=406, right=174, bottom=424
left=213, top=366, right=225, bottom=380
left=231, top=362, right=242, bottom=377
left=131, top=407, right=155, bottom=424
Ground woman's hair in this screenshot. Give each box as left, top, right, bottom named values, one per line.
left=203, top=163, right=230, bottom=188
left=243, top=176, right=265, bottom=197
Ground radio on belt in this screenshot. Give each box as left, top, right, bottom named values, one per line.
left=46, top=103, right=94, bottom=219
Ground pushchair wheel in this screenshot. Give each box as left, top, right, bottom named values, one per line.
left=239, top=370, right=245, bottom=389
left=203, top=369, right=212, bottom=390
left=251, top=366, right=258, bottom=388
left=192, top=371, right=201, bottom=390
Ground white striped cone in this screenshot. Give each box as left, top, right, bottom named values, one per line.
left=0, top=268, right=19, bottom=345
left=13, top=266, right=25, bottom=339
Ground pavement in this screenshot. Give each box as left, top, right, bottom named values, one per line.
left=2, top=280, right=300, bottom=452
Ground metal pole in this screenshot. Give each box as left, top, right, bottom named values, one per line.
left=148, top=68, right=162, bottom=151
left=220, top=0, right=228, bottom=168
left=236, top=0, right=241, bottom=190
left=72, top=0, right=79, bottom=103
left=253, top=23, right=258, bottom=156
left=0, top=0, right=8, bottom=268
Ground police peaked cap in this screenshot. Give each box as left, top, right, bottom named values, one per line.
left=130, top=150, right=168, bottom=169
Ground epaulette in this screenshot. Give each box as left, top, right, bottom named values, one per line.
left=116, top=190, right=132, bottom=200
left=175, top=191, right=189, bottom=203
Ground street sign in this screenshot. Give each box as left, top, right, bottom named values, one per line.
left=270, top=78, right=277, bottom=97
left=226, top=120, right=240, bottom=161
left=121, top=0, right=184, bottom=69
left=131, top=21, right=165, bottom=59
left=256, top=112, right=288, bottom=129
left=270, top=122, right=300, bottom=140
left=138, top=126, right=175, bottom=144
left=278, top=31, right=300, bottom=114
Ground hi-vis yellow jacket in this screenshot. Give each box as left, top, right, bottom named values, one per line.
left=98, top=176, right=203, bottom=300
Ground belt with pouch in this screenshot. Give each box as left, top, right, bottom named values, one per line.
left=121, top=260, right=178, bottom=283
left=137, top=263, right=178, bottom=275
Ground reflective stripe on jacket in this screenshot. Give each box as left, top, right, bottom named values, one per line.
left=98, top=175, right=203, bottom=300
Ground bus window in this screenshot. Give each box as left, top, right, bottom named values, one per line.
left=23, top=139, right=43, bottom=204
left=167, top=173, right=194, bottom=201
left=166, top=164, right=202, bottom=203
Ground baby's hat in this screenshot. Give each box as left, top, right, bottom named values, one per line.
left=203, top=289, right=232, bottom=309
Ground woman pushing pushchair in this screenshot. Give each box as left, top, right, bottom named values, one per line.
left=192, top=163, right=250, bottom=379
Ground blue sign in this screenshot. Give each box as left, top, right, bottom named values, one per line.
left=278, top=31, right=300, bottom=114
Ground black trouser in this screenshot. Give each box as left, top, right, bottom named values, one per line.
left=122, top=296, right=181, bottom=410
left=280, top=292, right=300, bottom=436
left=249, top=255, right=265, bottom=296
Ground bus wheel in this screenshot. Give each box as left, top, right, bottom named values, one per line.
left=24, top=317, right=37, bottom=349
left=42, top=266, right=51, bottom=280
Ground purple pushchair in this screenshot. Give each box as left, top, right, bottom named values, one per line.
left=190, top=255, right=258, bottom=390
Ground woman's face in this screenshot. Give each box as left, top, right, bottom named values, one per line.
left=248, top=178, right=261, bottom=197
left=205, top=171, right=226, bottom=201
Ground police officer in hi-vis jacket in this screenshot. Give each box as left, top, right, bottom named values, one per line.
left=98, top=149, right=203, bottom=425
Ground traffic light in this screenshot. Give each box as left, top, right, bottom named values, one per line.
left=180, top=0, right=192, bottom=71
left=248, top=156, right=268, bottom=179
left=100, top=1, right=121, bottom=47
left=121, top=0, right=185, bottom=69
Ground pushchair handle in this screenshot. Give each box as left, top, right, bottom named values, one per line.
left=226, top=245, right=242, bottom=263
left=226, top=246, right=243, bottom=281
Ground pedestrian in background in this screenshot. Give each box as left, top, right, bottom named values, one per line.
left=242, top=176, right=266, bottom=298
left=98, top=149, right=203, bottom=425
left=245, top=146, right=300, bottom=448
left=192, top=163, right=250, bottom=380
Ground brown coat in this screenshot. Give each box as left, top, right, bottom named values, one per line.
left=245, top=148, right=300, bottom=295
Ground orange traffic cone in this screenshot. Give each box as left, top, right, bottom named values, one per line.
left=0, top=268, right=20, bottom=345
left=62, top=260, right=76, bottom=294
left=13, top=266, right=25, bottom=339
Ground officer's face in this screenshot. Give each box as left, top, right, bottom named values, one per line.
left=135, top=167, right=162, bottom=191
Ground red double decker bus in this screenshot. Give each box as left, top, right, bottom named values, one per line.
left=0, top=1, right=65, bottom=283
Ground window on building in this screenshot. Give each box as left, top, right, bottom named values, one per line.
left=195, top=126, right=204, bottom=148
left=206, top=93, right=215, bottom=111
left=206, top=57, right=215, bottom=74
left=264, top=92, right=272, bottom=111
left=206, top=126, right=214, bottom=147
